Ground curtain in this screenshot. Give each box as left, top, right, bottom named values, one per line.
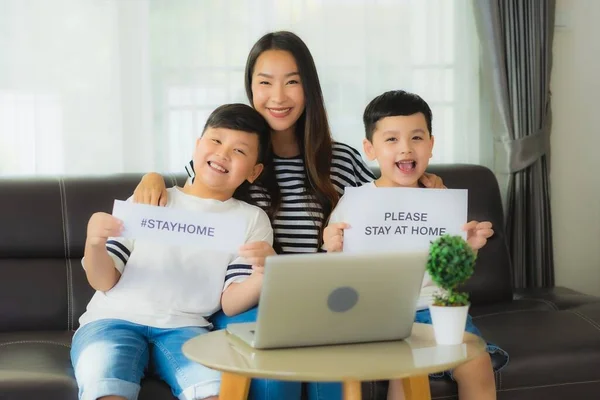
left=473, top=0, right=556, bottom=288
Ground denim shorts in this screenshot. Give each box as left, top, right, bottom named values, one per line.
left=415, top=309, right=510, bottom=379
left=71, top=319, right=220, bottom=400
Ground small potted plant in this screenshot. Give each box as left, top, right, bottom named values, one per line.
left=427, top=234, right=476, bottom=345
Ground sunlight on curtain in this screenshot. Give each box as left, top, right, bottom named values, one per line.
left=0, top=0, right=480, bottom=176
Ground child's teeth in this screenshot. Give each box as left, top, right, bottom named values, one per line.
left=210, top=162, right=226, bottom=172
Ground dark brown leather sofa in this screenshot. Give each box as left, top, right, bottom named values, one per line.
left=2, top=164, right=600, bottom=400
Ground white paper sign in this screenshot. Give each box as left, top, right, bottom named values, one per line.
left=342, top=187, right=468, bottom=253
left=112, top=200, right=246, bottom=252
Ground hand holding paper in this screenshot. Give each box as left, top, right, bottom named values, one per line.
left=87, top=212, right=123, bottom=247
left=238, top=241, right=277, bottom=269
left=323, top=222, right=350, bottom=252
left=463, top=221, right=494, bottom=251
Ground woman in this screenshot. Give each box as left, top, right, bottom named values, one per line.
left=134, top=31, right=444, bottom=399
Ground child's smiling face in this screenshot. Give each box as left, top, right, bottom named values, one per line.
left=193, top=127, right=263, bottom=198
left=363, top=113, right=434, bottom=188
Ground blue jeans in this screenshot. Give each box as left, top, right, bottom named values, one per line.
left=71, top=319, right=221, bottom=400
left=210, top=307, right=342, bottom=400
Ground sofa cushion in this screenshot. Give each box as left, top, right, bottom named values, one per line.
left=0, top=331, right=77, bottom=400
left=470, top=298, right=558, bottom=318
left=0, top=259, right=69, bottom=332
left=0, top=330, right=176, bottom=400
left=514, top=287, right=600, bottom=310
left=473, top=304, right=600, bottom=392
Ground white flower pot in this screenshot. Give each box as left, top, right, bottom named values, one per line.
left=429, top=304, right=470, bottom=345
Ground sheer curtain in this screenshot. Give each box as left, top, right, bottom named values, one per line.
left=0, top=0, right=482, bottom=176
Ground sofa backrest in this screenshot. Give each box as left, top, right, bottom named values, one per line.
left=0, top=174, right=178, bottom=332
left=0, top=165, right=512, bottom=332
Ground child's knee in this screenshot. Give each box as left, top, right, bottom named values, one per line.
left=474, top=353, right=494, bottom=371
left=453, top=353, right=494, bottom=381
left=465, top=353, right=492, bottom=369
left=73, top=349, right=144, bottom=400
left=71, top=322, right=148, bottom=399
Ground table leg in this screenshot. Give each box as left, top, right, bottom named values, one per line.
left=402, top=375, right=431, bottom=400
left=342, top=380, right=362, bottom=400
left=219, top=372, right=250, bottom=400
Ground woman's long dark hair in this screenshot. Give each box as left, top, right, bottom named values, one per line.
left=245, top=31, right=339, bottom=244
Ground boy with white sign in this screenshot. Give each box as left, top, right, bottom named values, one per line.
left=71, top=104, right=273, bottom=400
left=323, top=90, right=508, bottom=400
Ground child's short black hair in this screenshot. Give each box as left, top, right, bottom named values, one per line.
left=203, top=103, right=270, bottom=164
left=363, top=90, right=433, bottom=141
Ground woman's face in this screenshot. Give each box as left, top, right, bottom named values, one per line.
left=251, top=50, right=306, bottom=135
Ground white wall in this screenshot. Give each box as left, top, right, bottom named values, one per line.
left=551, top=0, right=600, bottom=296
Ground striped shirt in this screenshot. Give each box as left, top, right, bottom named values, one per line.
left=187, top=142, right=374, bottom=254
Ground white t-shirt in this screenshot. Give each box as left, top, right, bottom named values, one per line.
left=78, top=187, right=273, bottom=329
left=326, top=182, right=437, bottom=310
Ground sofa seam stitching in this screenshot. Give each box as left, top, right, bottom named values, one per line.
left=523, top=298, right=559, bottom=310
left=497, top=379, right=600, bottom=392
left=472, top=309, right=539, bottom=319
left=58, top=178, right=72, bottom=331
left=567, top=309, right=600, bottom=332
left=0, top=340, right=71, bottom=348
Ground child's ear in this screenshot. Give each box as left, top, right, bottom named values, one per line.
left=363, top=138, right=376, bottom=161
left=429, top=135, right=435, bottom=158
left=247, top=163, right=264, bottom=184
left=191, top=137, right=202, bottom=160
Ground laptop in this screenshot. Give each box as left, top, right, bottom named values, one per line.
left=226, top=251, right=428, bottom=349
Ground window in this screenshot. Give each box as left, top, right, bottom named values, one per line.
left=0, top=0, right=480, bottom=176
left=154, top=0, right=480, bottom=170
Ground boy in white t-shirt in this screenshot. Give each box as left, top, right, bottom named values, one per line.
left=323, top=91, right=508, bottom=400
left=71, top=104, right=273, bottom=400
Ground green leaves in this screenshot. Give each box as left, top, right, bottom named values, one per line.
left=427, top=234, right=476, bottom=307
left=432, top=291, right=470, bottom=307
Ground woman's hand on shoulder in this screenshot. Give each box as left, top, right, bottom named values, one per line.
left=420, top=172, right=446, bottom=189
left=133, top=172, right=168, bottom=206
